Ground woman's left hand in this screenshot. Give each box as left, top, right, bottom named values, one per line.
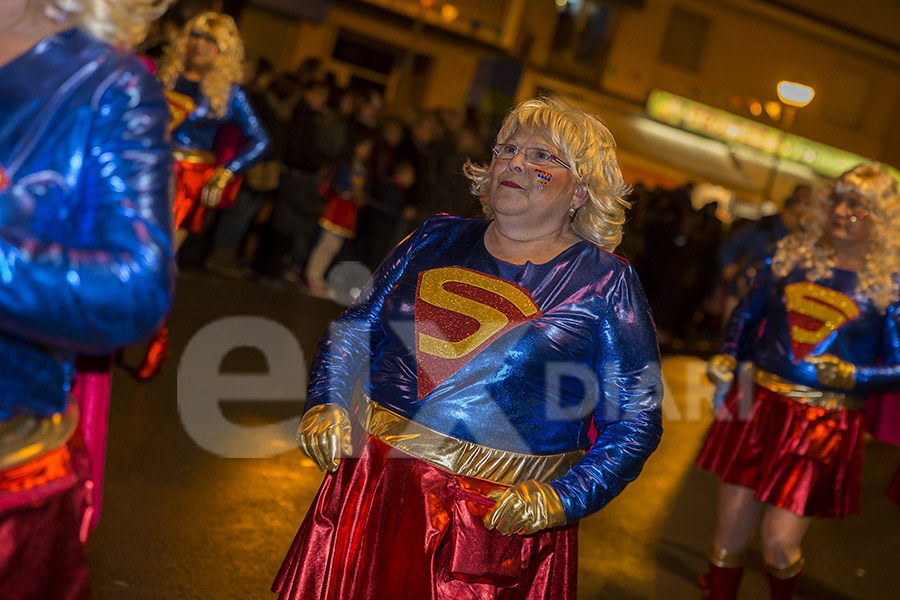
left=201, top=166, right=235, bottom=207
left=804, top=354, right=857, bottom=389
left=484, top=480, right=567, bottom=535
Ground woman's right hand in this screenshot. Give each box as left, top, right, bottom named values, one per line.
left=295, top=404, right=353, bottom=472
left=707, top=354, right=738, bottom=385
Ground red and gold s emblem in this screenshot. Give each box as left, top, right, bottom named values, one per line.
left=164, top=89, right=197, bottom=132
left=785, top=281, right=860, bottom=360
left=0, top=164, right=9, bottom=192
left=415, top=267, right=541, bottom=398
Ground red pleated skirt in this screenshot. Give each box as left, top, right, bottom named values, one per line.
left=697, top=383, right=865, bottom=519
left=318, top=192, right=358, bottom=238
left=173, top=159, right=242, bottom=233
left=273, top=434, right=578, bottom=600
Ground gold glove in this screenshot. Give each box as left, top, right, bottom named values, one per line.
left=484, top=479, right=567, bottom=536
left=804, top=354, right=856, bottom=390
left=295, top=404, right=352, bottom=472
left=707, top=354, right=738, bottom=385
left=200, top=166, right=235, bottom=208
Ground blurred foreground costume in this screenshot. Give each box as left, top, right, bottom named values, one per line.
left=0, top=1, right=175, bottom=597
left=698, top=164, right=900, bottom=600
left=275, top=96, right=663, bottom=600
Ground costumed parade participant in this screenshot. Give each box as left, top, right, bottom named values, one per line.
left=0, top=0, right=175, bottom=597
left=303, top=133, right=375, bottom=298
left=698, top=163, right=900, bottom=600
left=135, top=10, right=269, bottom=379
left=274, top=96, right=663, bottom=600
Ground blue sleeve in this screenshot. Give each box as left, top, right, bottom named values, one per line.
left=222, top=85, right=271, bottom=173
left=0, top=62, right=174, bottom=354
left=305, top=227, right=422, bottom=410
left=721, top=261, right=775, bottom=359
left=549, top=265, right=664, bottom=521
left=856, top=302, right=900, bottom=392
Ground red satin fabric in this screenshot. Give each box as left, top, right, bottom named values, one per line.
left=319, top=192, right=358, bottom=238
left=273, top=435, right=578, bottom=600
left=697, top=384, right=865, bottom=519
left=0, top=440, right=92, bottom=600
left=865, top=391, right=900, bottom=445
left=172, top=159, right=242, bottom=233
left=888, top=466, right=900, bottom=506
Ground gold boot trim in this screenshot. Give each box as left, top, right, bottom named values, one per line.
left=765, top=555, right=805, bottom=579
left=710, top=546, right=745, bottom=568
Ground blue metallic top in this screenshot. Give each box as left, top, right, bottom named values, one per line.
left=0, top=29, right=175, bottom=418
left=170, top=77, right=270, bottom=173
left=723, top=262, right=900, bottom=392
left=306, top=215, right=663, bottom=521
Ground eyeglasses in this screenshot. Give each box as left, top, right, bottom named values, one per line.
left=189, top=30, right=218, bottom=48
left=829, top=193, right=870, bottom=222
left=492, top=143, right=571, bottom=171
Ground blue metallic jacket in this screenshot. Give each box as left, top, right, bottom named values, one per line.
left=306, top=215, right=663, bottom=521
left=0, top=29, right=175, bottom=419
left=723, top=262, right=900, bottom=392
left=170, top=77, right=269, bottom=173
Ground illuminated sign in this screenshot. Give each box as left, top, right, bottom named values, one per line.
left=645, top=89, right=872, bottom=178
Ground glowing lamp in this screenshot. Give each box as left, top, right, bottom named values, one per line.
left=776, top=81, right=815, bottom=108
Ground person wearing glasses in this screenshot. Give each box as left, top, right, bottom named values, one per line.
left=134, top=10, right=270, bottom=379
left=698, top=163, right=900, bottom=600
left=274, top=96, right=663, bottom=599
left=0, top=0, right=175, bottom=596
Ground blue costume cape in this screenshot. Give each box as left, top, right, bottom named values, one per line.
left=0, top=29, right=175, bottom=418
left=306, top=215, right=663, bottom=521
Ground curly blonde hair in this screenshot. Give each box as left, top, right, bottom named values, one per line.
left=463, top=96, right=631, bottom=252
left=36, top=0, right=172, bottom=47
left=772, top=163, right=900, bottom=312
left=157, top=11, right=244, bottom=118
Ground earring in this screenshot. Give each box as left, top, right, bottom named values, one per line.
left=568, top=205, right=577, bottom=220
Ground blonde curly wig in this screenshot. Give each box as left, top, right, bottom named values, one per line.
left=157, top=11, right=244, bottom=118
left=35, top=0, right=172, bottom=47
left=464, top=96, right=631, bottom=252
left=772, top=163, right=900, bottom=312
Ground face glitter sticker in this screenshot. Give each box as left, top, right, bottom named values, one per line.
left=415, top=266, right=541, bottom=399
left=535, top=169, right=552, bottom=190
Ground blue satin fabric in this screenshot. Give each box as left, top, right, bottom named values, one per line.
left=306, top=215, right=663, bottom=521
left=723, top=262, right=900, bottom=392
left=0, top=29, right=175, bottom=418
left=171, top=77, right=269, bottom=173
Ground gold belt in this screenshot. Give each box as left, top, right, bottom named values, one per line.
left=754, top=369, right=865, bottom=411
left=0, top=401, right=79, bottom=471
left=173, top=148, right=216, bottom=165
left=361, top=400, right=584, bottom=486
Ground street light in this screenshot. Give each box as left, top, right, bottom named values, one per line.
left=761, top=80, right=815, bottom=202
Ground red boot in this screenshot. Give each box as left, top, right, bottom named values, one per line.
left=765, top=557, right=803, bottom=600
left=700, top=563, right=744, bottom=599
left=136, top=327, right=169, bottom=379
left=698, top=548, right=744, bottom=600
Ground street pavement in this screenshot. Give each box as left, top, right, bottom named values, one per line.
left=86, top=269, right=900, bottom=599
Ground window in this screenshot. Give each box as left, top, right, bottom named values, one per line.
left=659, top=6, right=710, bottom=72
